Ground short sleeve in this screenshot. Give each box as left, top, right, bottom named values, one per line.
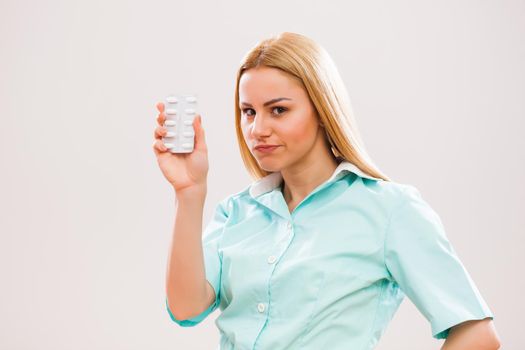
left=384, top=185, right=494, bottom=339
left=166, top=197, right=230, bottom=327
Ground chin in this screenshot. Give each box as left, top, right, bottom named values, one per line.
left=255, top=157, right=284, bottom=173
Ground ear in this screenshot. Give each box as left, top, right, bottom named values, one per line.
left=323, top=130, right=341, bottom=159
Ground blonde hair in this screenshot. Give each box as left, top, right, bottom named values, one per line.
left=234, top=32, right=391, bottom=182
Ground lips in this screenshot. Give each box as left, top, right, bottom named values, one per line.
left=254, top=145, right=280, bottom=153
left=255, top=145, right=279, bottom=150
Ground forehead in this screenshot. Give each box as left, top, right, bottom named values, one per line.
left=239, top=66, right=304, bottom=99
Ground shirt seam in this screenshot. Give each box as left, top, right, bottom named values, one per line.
left=364, top=278, right=389, bottom=349
left=216, top=196, right=236, bottom=312
left=293, top=272, right=329, bottom=349
left=382, top=185, right=411, bottom=278
left=364, top=185, right=410, bottom=347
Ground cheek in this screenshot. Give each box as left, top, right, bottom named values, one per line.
left=281, top=117, right=317, bottom=145
left=240, top=123, right=251, bottom=142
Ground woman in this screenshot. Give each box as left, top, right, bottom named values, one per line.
left=154, top=32, right=500, bottom=349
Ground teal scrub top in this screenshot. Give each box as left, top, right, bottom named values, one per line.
left=166, top=160, right=494, bottom=349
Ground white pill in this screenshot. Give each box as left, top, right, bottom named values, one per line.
left=165, top=120, right=176, bottom=126
left=165, top=108, right=177, bottom=115
left=185, top=96, right=197, bottom=103
left=183, top=131, right=194, bottom=137
left=182, top=143, right=192, bottom=148
left=165, top=131, right=176, bottom=137
left=163, top=142, right=174, bottom=148
left=184, top=108, right=196, bottom=115
left=166, top=96, right=178, bottom=103
left=183, top=120, right=193, bottom=125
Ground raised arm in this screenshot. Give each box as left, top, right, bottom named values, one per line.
left=152, top=101, right=214, bottom=320
left=166, top=186, right=216, bottom=320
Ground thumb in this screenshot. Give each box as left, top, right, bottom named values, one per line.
left=193, top=114, right=207, bottom=151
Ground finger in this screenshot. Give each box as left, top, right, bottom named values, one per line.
left=154, top=126, right=167, bottom=140
left=193, top=114, right=207, bottom=151
left=156, top=112, right=166, bottom=126
left=152, top=139, right=168, bottom=156
left=156, top=102, right=165, bottom=113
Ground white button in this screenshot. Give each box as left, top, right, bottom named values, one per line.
left=164, top=120, right=176, bottom=126
left=267, top=255, right=277, bottom=264
left=166, top=96, right=178, bottom=103
left=257, top=303, right=265, bottom=313
left=185, top=108, right=196, bottom=115
left=165, top=108, right=177, bottom=115
left=287, top=222, right=292, bottom=230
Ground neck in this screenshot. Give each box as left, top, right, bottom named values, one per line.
left=281, top=155, right=339, bottom=205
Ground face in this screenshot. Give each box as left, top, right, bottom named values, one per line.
left=239, top=66, right=326, bottom=173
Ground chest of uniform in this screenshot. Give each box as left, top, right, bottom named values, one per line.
left=218, top=207, right=386, bottom=307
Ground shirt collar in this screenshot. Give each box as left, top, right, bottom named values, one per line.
left=249, top=160, right=382, bottom=198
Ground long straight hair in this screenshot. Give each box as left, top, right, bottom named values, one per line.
left=234, top=32, right=391, bottom=182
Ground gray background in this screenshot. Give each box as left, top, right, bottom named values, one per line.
left=1, top=0, right=523, bottom=349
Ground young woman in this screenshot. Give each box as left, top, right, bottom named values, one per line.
left=154, top=32, right=500, bottom=350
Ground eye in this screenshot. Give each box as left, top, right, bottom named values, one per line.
left=241, top=108, right=255, bottom=117
left=272, top=106, right=287, bottom=116
left=241, top=106, right=288, bottom=118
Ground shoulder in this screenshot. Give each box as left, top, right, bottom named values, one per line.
left=350, top=175, right=421, bottom=211
left=213, top=183, right=253, bottom=218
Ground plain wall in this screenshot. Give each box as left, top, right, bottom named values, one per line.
left=1, top=0, right=523, bottom=349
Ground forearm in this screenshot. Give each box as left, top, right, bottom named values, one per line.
left=441, top=319, right=501, bottom=350
left=442, top=339, right=499, bottom=350
left=165, top=186, right=209, bottom=319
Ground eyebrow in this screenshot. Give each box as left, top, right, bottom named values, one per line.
left=240, top=97, right=292, bottom=108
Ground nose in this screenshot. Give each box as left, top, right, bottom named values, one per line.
left=250, top=114, right=272, bottom=139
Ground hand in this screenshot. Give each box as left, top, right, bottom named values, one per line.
left=152, top=102, right=209, bottom=192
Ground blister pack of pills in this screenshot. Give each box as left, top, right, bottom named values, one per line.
left=162, top=94, right=198, bottom=153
